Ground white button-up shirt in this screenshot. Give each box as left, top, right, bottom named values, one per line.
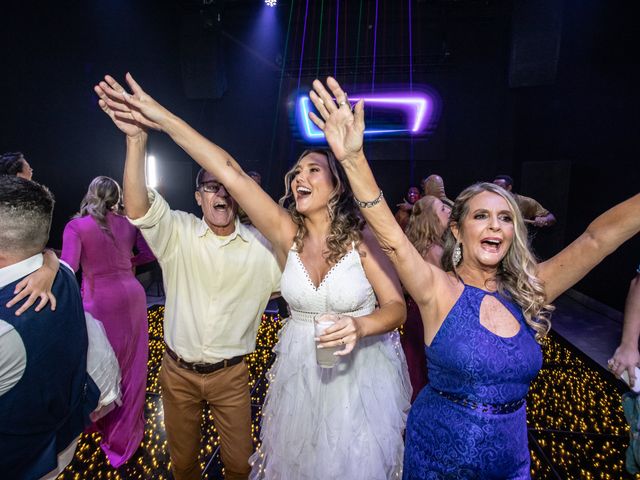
left=129, top=189, right=281, bottom=363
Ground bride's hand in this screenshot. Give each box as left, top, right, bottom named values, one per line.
left=308, top=77, right=365, bottom=163
left=316, top=315, right=362, bottom=356
left=6, top=253, right=58, bottom=316
left=95, top=73, right=168, bottom=132
left=95, top=76, right=147, bottom=138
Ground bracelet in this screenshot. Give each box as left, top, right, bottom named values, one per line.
left=354, top=190, right=384, bottom=208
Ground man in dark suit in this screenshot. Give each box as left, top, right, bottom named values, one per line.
left=0, top=176, right=101, bottom=479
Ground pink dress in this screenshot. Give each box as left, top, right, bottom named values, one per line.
left=61, top=212, right=154, bottom=467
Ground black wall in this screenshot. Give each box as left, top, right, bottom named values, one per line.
left=1, top=0, right=638, bottom=309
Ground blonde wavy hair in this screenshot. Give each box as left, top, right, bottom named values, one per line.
left=405, top=195, right=446, bottom=258
left=279, top=149, right=364, bottom=264
left=441, top=182, right=554, bottom=341
left=74, top=176, right=123, bottom=239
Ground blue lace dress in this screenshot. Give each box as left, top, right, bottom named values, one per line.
left=403, top=284, right=543, bottom=480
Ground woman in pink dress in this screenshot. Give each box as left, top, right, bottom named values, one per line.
left=61, top=176, right=154, bottom=467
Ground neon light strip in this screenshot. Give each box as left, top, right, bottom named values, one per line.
left=297, top=94, right=431, bottom=140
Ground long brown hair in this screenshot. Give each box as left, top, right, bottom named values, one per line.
left=279, top=149, right=364, bottom=264
left=441, top=182, right=554, bottom=341
left=75, top=176, right=123, bottom=239
left=405, top=195, right=446, bottom=258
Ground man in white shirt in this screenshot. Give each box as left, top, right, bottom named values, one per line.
left=98, top=87, right=281, bottom=480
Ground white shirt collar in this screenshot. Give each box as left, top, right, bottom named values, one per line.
left=0, top=253, right=44, bottom=289
left=196, top=216, right=250, bottom=246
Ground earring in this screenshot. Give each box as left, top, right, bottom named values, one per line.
left=452, top=243, right=462, bottom=266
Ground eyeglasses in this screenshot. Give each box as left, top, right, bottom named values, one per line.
left=198, top=181, right=224, bottom=194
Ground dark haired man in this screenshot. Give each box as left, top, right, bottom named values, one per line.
left=0, top=151, right=34, bottom=179
left=0, top=176, right=101, bottom=479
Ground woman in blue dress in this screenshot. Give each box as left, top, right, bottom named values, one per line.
left=307, top=76, right=640, bottom=479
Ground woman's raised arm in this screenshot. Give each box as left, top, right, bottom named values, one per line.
left=99, top=73, right=295, bottom=255
left=307, top=77, right=446, bottom=306
left=539, top=193, right=640, bottom=302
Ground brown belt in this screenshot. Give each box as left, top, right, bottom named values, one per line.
left=165, top=346, right=244, bottom=374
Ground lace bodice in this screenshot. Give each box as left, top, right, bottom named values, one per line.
left=251, top=245, right=409, bottom=480
left=280, top=247, right=376, bottom=316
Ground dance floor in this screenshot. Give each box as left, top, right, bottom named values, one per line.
left=56, top=304, right=638, bottom=479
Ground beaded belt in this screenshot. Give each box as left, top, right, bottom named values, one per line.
left=289, top=307, right=374, bottom=324
left=165, top=346, right=243, bottom=374
left=431, top=386, right=525, bottom=414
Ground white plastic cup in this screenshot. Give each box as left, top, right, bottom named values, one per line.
left=314, top=313, right=342, bottom=368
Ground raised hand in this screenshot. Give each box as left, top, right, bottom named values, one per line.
left=308, top=77, right=365, bottom=162
left=95, top=75, right=145, bottom=137
left=95, top=73, right=166, bottom=133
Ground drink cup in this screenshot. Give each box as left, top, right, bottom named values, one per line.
left=314, top=313, right=342, bottom=368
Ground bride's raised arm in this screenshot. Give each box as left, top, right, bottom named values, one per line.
left=307, top=77, right=447, bottom=307
left=98, top=73, right=295, bottom=255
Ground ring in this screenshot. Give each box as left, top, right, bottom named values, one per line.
left=339, top=101, right=347, bottom=106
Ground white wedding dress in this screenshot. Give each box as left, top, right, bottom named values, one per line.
left=249, top=246, right=411, bottom=479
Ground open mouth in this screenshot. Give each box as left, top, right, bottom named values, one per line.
left=213, top=202, right=228, bottom=211
left=480, top=238, right=502, bottom=253
left=296, top=186, right=312, bottom=198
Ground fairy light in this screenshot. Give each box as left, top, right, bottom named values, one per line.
left=527, top=334, right=630, bottom=478
left=57, top=307, right=284, bottom=479
left=57, top=307, right=631, bottom=478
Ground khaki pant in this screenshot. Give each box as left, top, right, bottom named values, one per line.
left=159, top=352, right=252, bottom=480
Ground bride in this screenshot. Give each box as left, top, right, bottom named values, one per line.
left=97, top=73, right=411, bottom=479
